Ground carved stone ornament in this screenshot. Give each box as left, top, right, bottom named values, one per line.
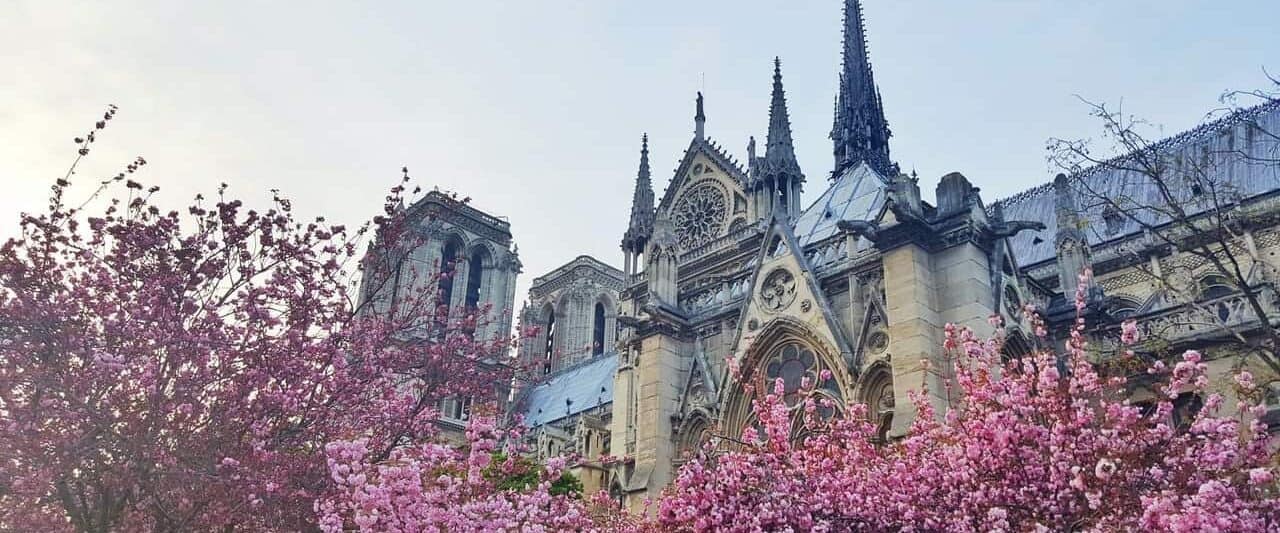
left=748, top=318, right=760, bottom=331
left=867, top=330, right=889, bottom=354
left=760, top=268, right=797, bottom=313
left=800, top=299, right=812, bottom=312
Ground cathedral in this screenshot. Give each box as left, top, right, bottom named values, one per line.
left=365, top=0, right=1280, bottom=512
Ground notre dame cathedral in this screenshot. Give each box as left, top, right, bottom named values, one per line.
left=368, top=0, right=1280, bottom=512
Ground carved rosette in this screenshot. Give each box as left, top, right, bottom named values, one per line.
left=760, top=268, right=798, bottom=313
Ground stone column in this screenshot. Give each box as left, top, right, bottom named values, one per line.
left=881, top=243, right=946, bottom=436
left=627, top=332, right=687, bottom=513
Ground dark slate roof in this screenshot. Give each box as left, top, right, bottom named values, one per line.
left=793, top=161, right=887, bottom=248
left=994, top=98, right=1280, bottom=267
left=517, top=353, right=617, bottom=428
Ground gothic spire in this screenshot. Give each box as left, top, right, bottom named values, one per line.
left=830, top=0, right=895, bottom=179
left=622, top=133, right=655, bottom=253
left=765, top=57, right=802, bottom=180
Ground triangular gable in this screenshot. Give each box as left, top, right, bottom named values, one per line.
left=851, top=296, right=889, bottom=368
left=725, top=212, right=856, bottom=385
left=656, top=137, right=749, bottom=216
left=676, top=339, right=720, bottom=418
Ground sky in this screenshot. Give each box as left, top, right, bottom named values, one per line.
left=2, top=0, right=1277, bottom=310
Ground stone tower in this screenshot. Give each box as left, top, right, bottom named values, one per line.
left=358, top=190, right=520, bottom=435
left=516, top=255, right=623, bottom=378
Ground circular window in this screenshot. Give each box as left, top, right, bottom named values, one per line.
left=672, top=183, right=728, bottom=250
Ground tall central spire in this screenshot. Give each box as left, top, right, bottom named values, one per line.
left=830, top=0, right=895, bottom=179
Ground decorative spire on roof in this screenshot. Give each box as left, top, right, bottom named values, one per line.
left=830, top=0, right=896, bottom=179
left=764, top=57, right=803, bottom=182
left=622, top=133, right=655, bottom=253
left=747, top=58, right=805, bottom=219
left=694, top=91, right=706, bottom=140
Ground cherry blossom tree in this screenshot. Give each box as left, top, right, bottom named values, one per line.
left=657, top=276, right=1279, bottom=532
left=0, top=108, right=514, bottom=531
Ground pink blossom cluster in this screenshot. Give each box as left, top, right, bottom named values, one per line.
left=315, top=415, right=610, bottom=532
left=657, top=281, right=1278, bottom=531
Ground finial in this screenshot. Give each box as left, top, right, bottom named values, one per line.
left=641, top=132, right=649, bottom=152
left=747, top=136, right=756, bottom=160
left=773, top=56, right=781, bottom=74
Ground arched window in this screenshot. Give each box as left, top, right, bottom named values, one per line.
left=860, top=366, right=895, bottom=442
left=1109, top=297, right=1142, bottom=319
left=464, top=250, right=485, bottom=309
left=1199, top=275, right=1236, bottom=322
left=1200, top=275, right=1234, bottom=300
left=542, top=311, right=556, bottom=375
left=592, top=302, right=606, bottom=356
left=437, top=240, right=462, bottom=310
left=1001, top=331, right=1032, bottom=363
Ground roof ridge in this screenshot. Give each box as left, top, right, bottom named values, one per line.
left=991, top=97, right=1280, bottom=209
left=698, top=136, right=748, bottom=177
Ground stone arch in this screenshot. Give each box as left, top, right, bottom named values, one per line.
left=722, top=317, right=847, bottom=437
left=1198, top=273, right=1234, bottom=300
left=674, top=409, right=713, bottom=464
left=857, top=361, right=895, bottom=441
left=1108, top=295, right=1143, bottom=319
left=592, top=292, right=618, bottom=356
left=437, top=235, right=466, bottom=311
left=1001, top=330, right=1033, bottom=363
left=463, top=244, right=492, bottom=310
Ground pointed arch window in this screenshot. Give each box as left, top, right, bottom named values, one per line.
left=592, top=302, right=606, bottom=356
left=543, top=311, right=556, bottom=375
left=438, top=241, right=462, bottom=310
left=464, top=251, right=485, bottom=309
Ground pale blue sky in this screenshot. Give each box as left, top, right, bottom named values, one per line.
left=2, top=0, right=1276, bottom=307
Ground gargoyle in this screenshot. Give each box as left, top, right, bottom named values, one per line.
left=990, top=220, right=1047, bottom=238
left=837, top=219, right=881, bottom=241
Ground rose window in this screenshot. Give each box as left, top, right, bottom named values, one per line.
left=672, top=183, right=727, bottom=250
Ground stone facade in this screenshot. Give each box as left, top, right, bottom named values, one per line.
left=508, top=0, right=1280, bottom=513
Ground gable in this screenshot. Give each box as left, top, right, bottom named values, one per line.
left=656, top=139, right=748, bottom=219
left=727, top=216, right=855, bottom=382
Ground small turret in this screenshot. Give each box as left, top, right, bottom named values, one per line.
left=748, top=57, right=804, bottom=219
left=621, top=134, right=656, bottom=277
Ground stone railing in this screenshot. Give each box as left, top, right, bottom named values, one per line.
left=680, top=224, right=760, bottom=264
left=1136, top=286, right=1279, bottom=345
left=680, top=276, right=751, bottom=316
